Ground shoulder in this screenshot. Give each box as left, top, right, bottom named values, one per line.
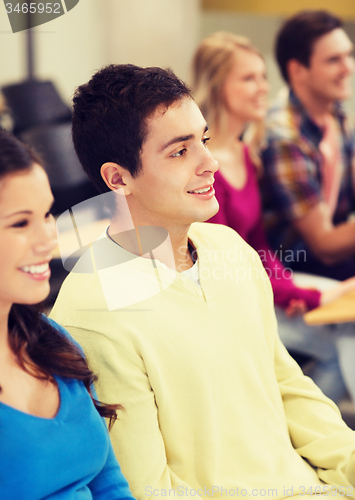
left=190, top=221, right=243, bottom=243
left=189, top=222, right=259, bottom=260
left=50, top=260, right=107, bottom=324
left=265, top=87, right=300, bottom=143
left=42, top=314, right=85, bottom=355
left=42, top=314, right=70, bottom=336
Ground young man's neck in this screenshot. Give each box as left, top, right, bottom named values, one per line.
left=108, top=218, right=194, bottom=273
left=291, top=84, right=335, bottom=127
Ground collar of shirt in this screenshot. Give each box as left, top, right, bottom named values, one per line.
left=288, top=88, right=346, bottom=148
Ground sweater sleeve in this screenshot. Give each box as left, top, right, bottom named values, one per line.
left=88, top=414, right=135, bottom=500
left=258, top=271, right=355, bottom=496
left=247, top=218, right=321, bottom=310
left=274, top=328, right=355, bottom=493
left=68, top=326, right=203, bottom=500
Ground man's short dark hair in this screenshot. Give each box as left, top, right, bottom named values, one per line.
left=276, top=10, right=343, bottom=83
left=72, top=64, right=192, bottom=193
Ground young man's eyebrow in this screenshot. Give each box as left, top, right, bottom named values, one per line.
left=326, top=46, right=354, bottom=60
left=159, top=134, right=194, bottom=153
left=159, top=124, right=209, bottom=153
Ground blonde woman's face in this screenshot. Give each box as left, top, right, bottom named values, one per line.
left=223, top=50, right=269, bottom=123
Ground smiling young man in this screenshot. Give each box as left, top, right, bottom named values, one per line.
left=51, top=64, right=355, bottom=500
left=262, top=10, right=355, bottom=280
left=101, top=94, right=219, bottom=272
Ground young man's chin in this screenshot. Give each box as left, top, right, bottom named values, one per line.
left=208, top=200, right=220, bottom=219
left=199, top=202, right=220, bottom=223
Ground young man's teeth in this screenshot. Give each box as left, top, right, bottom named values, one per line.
left=191, top=187, right=210, bottom=194
left=21, top=263, right=49, bottom=274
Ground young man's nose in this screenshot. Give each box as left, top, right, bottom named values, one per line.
left=199, top=147, right=219, bottom=175
left=341, top=54, right=355, bottom=76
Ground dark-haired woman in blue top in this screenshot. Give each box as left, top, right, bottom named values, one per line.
left=0, top=129, right=134, bottom=500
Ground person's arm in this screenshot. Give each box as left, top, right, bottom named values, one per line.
left=249, top=217, right=355, bottom=313
left=88, top=409, right=135, bottom=500
left=274, top=333, right=355, bottom=493
left=258, top=275, right=355, bottom=494
left=262, top=139, right=355, bottom=265
left=294, top=201, right=355, bottom=264
left=68, top=326, right=201, bottom=500
left=247, top=218, right=321, bottom=311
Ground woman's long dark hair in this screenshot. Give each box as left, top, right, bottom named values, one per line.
left=0, top=129, right=121, bottom=427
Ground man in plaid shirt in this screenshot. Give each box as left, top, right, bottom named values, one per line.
left=262, top=10, right=355, bottom=280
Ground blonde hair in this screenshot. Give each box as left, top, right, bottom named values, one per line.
left=191, top=31, right=265, bottom=168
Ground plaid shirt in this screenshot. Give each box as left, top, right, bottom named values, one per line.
left=261, top=88, right=355, bottom=257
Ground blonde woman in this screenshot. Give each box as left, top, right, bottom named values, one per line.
left=192, top=32, right=355, bottom=404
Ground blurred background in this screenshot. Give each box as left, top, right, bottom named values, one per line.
left=1, top=0, right=355, bottom=285
left=1, top=0, right=355, bottom=111
left=1, top=0, right=355, bottom=425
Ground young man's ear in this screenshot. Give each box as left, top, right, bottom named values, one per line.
left=100, top=162, right=133, bottom=195
left=287, top=59, right=309, bottom=86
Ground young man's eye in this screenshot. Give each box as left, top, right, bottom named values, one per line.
left=202, top=137, right=211, bottom=146
left=172, top=148, right=187, bottom=157
left=328, top=56, right=341, bottom=64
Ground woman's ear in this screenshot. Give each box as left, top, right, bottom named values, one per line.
left=100, top=162, right=133, bottom=195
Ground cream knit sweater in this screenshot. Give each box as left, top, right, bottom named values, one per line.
left=51, top=223, right=355, bottom=500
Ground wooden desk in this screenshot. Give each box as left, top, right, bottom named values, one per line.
left=304, top=290, right=355, bottom=325
left=292, top=272, right=355, bottom=325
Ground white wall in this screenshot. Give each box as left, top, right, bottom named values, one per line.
left=0, top=0, right=108, bottom=106
left=104, top=0, right=200, bottom=82
left=1, top=3, right=354, bottom=115
left=0, top=0, right=200, bottom=111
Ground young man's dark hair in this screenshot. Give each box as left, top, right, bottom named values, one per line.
left=276, top=10, right=343, bottom=83
left=72, top=64, right=192, bottom=194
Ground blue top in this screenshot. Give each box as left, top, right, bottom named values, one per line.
left=0, top=318, right=135, bottom=500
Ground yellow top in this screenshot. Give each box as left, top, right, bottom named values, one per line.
left=50, top=222, right=355, bottom=500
